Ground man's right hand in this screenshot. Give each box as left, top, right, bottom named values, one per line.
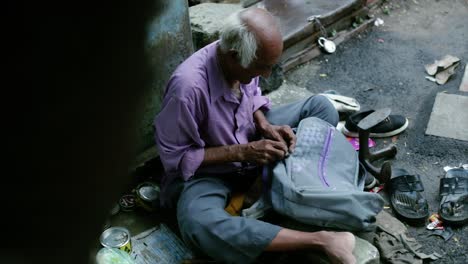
left=241, top=139, right=289, bottom=164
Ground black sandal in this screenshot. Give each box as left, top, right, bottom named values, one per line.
left=388, top=168, right=429, bottom=225
left=439, top=167, right=468, bottom=226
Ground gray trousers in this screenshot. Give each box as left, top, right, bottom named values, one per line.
left=174, top=95, right=338, bottom=263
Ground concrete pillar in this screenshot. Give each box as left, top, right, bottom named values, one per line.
left=137, top=0, right=194, bottom=158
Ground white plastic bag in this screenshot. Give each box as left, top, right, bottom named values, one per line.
left=96, top=248, right=135, bottom=264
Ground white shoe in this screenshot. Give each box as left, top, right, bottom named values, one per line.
left=320, top=93, right=361, bottom=113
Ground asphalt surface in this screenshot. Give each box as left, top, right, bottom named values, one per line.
left=285, top=0, right=468, bottom=263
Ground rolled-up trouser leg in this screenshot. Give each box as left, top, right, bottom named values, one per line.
left=265, top=94, right=339, bottom=127
left=177, top=177, right=282, bottom=264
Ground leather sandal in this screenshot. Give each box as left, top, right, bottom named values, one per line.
left=388, top=168, right=429, bottom=225
left=439, top=167, right=468, bottom=226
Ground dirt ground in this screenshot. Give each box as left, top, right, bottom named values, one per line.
left=285, top=0, right=468, bottom=262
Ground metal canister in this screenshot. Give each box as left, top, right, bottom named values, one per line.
left=100, top=227, right=132, bottom=254
left=135, top=182, right=160, bottom=212
left=119, top=194, right=136, bottom=212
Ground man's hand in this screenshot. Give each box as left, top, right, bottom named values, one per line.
left=253, top=110, right=296, bottom=155
left=241, top=139, right=289, bottom=164
left=260, top=124, right=296, bottom=155
left=203, top=139, right=288, bottom=166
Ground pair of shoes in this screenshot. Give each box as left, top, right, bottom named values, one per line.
left=388, top=168, right=429, bottom=226
left=341, top=110, right=409, bottom=138
left=388, top=166, right=468, bottom=226
left=424, top=54, right=460, bottom=85
left=439, top=166, right=468, bottom=226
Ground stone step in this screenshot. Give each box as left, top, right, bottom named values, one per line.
left=189, top=0, right=367, bottom=51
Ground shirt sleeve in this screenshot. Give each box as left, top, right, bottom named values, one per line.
left=251, top=77, right=271, bottom=112
left=154, top=96, right=205, bottom=181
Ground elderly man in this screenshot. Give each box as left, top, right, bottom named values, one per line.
left=155, top=7, right=355, bottom=264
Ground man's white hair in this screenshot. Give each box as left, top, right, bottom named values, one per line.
left=219, top=11, right=258, bottom=68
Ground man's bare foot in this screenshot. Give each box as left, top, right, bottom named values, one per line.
left=318, top=231, right=356, bottom=264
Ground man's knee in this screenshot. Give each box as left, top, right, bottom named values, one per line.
left=177, top=198, right=222, bottom=235
left=178, top=208, right=210, bottom=238
left=310, top=95, right=339, bottom=126
left=177, top=203, right=229, bottom=252
left=176, top=179, right=230, bottom=247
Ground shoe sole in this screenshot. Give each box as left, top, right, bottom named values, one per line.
left=341, top=118, right=409, bottom=138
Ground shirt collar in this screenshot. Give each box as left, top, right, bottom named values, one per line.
left=207, top=41, right=233, bottom=104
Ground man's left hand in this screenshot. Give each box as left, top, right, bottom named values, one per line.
left=260, top=124, right=296, bottom=155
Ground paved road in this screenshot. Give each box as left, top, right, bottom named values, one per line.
left=285, top=0, right=468, bottom=262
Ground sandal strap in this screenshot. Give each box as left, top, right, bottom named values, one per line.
left=439, top=177, right=468, bottom=196
left=390, top=174, right=424, bottom=192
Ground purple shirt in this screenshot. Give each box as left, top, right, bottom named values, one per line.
left=154, top=41, right=270, bottom=198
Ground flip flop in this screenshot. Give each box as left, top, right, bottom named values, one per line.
left=424, top=54, right=460, bottom=76
left=439, top=167, right=468, bottom=226
left=388, top=168, right=429, bottom=225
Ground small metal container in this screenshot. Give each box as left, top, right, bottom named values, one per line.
left=100, top=227, right=132, bottom=254
left=135, top=182, right=160, bottom=212
left=119, top=194, right=136, bottom=212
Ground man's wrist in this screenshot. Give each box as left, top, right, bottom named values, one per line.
left=253, top=110, right=270, bottom=133
left=231, top=144, right=247, bottom=162
left=257, top=121, right=271, bottom=134
left=203, top=144, right=247, bottom=165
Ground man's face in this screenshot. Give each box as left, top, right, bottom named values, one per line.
left=236, top=42, right=283, bottom=84
left=237, top=59, right=276, bottom=84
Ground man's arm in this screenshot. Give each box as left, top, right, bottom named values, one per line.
left=202, top=109, right=297, bottom=166
left=248, top=79, right=296, bottom=153
left=202, top=139, right=288, bottom=165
